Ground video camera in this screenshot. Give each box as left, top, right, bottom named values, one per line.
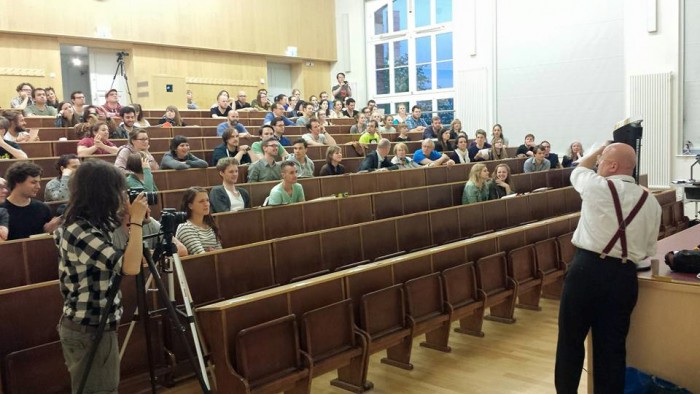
left=160, top=208, right=187, bottom=235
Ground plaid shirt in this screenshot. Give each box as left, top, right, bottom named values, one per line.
left=55, top=220, right=124, bottom=327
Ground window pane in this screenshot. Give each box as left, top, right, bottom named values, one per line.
left=376, top=70, right=390, bottom=95
left=376, top=103, right=391, bottom=116
left=416, top=64, right=432, bottom=91
left=395, top=66, right=409, bottom=93
left=436, top=0, right=452, bottom=23
left=415, top=0, right=431, bottom=27
left=437, top=98, right=454, bottom=124
left=394, top=40, right=408, bottom=67
left=392, top=0, right=407, bottom=31
left=436, top=32, right=452, bottom=61
left=375, top=43, right=389, bottom=69
left=436, top=61, right=453, bottom=89
left=416, top=100, right=433, bottom=123
left=374, top=5, right=388, bottom=35
left=416, top=36, right=431, bottom=64
left=395, top=102, right=410, bottom=114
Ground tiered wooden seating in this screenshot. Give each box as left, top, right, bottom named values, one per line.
left=534, top=238, right=565, bottom=299
left=556, top=232, right=576, bottom=270
left=672, top=200, right=690, bottom=232
left=404, top=273, right=452, bottom=352
left=474, top=252, right=517, bottom=323
left=441, top=262, right=486, bottom=336
left=507, top=245, right=542, bottom=310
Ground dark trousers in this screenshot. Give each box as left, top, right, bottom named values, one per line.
left=555, top=248, right=638, bottom=393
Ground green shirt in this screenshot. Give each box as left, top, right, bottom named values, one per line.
left=267, top=182, right=305, bottom=205
left=462, top=180, right=493, bottom=205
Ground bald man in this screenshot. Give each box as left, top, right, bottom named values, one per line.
left=555, top=143, right=661, bottom=393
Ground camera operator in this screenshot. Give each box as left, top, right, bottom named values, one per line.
left=331, top=72, right=352, bottom=101
left=55, top=159, right=148, bottom=392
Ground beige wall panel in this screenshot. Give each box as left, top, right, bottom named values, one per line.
left=302, top=63, right=332, bottom=101
left=0, top=0, right=336, bottom=61
left=0, top=34, right=63, bottom=106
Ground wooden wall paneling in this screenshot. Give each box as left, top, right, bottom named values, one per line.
left=215, top=209, right=265, bottom=248
left=273, top=233, right=324, bottom=284
left=263, top=204, right=304, bottom=240
left=302, top=198, right=340, bottom=232
left=338, top=194, right=374, bottom=226
left=396, top=213, right=433, bottom=252
left=392, top=255, right=432, bottom=284
left=216, top=243, right=276, bottom=299
left=320, top=226, right=365, bottom=271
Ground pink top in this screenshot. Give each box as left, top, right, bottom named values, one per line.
left=78, top=137, right=116, bottom=155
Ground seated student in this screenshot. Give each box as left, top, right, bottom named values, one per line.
left=10, top=82, right=34, bottom=109
left=210, top=158, right=250, bottom=213
left=1, top=162, right=62, bottom=240
left=449, top=135, right=470, bottom=164
left=263, top=103, right=295, bottom=126
left=160, top=135, right=208, bottom=170
left=342, top=98, right=359, bottom=118
left=272, top=116, right=292, bottom=147
left=541, top=140, right=560, bottom=169
left=491, top=123, right=509, bottom=146
left=319, top=145, right=345, bottom=176
left=423, top=115, right=445, bottom=140
left=0, top=116, right=28, bottom=159
left=176, top=187, right=223, bottom=255
left=359, top=138, right=397, bottom=172
left=125, top=152, right=158, bottom=192
left=211, top=91, right=232, bottom=118
left=45, top=87, right=59, bottom=109
left=111, top=106, right=136, bottom=139
left=516, top=133, right=537, bottom=158
left=462, top=163, right=493, bottom=205
left=350, top=113, right=368, bottom=135
left=487, top=138, right=509, bottom=161
left=295, top=102, right=314, bottom=126
left=562, top=141, right=584, bottom=168
left=77, top=121, right=119, bottom=156
left=97, top=88, right=123, bottom=118
left=379, top=115, right=396, bottom=134
left=405, top=105, right=428, bottom=133
left=54, top=101, right=79, bottom=127
left=80, top=105, right=99, bottom=123
left=266, top=161, right=306, bottom=206
left=45, top=154, right=81, bottom=202
left=302, top=118, right=337, bottom=146
left=359, top=120, right=382, bottom=144
left=391, top=142, right=421, bottom=169
left=234, top=90, right=251, bottom=110
left=0, top=177, right=8, bottom=241
left=216, top=109, right=248, bottom=136
left=490, top=163, right=515, bottom=199
left=285, top=138, right=315, bottom=178
left=2, top=110, right=38, bottom=143
left=115, top=128, right=159, bottom=172
left=523, top=145, right=551, bottom=173
left=449, top=119, right=464, bottom=140
left=468, top=129, right=492, bottom=162
left=394, top=123, right=410, bottom=142
left=413, top=138, right=455, bottom=166
left=329, top=99, right=346, bottom=119
left=24, top=87, right=58, bottom=117
left=248, top=139, right=282, bottom=182
left=211, top=128, right=252, bottom=166
left=250, top=124, right=286, bottom=161
left=158, top=105, right=187, bottom=127
left=131, top=103, right=150, bottom=128
left=251, top=89, right=270, bottom=111
left=435, top=128, right=454, bottom=152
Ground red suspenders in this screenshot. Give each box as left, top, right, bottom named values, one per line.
left=599, top=179, right=649, bottom=263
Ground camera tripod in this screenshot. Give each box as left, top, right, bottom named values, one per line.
left=111, top=51, right=134, bottom=104
left=76, top=231, right=212, bottom=394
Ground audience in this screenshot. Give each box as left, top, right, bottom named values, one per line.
left=234, top=90, right=251, bottom=110
left=272, top=116, right=292, bottom=146
left=393, top=104, right=409, bottom=124
left=523, top=145, right=551, bottom=173
left=287, top=96, right=300, bottom=116
left=211, top=91, right=232, bottom=118
left=449, top=135, right=470, bottom=164
left=332, top=72, right=352, bottom=101
left=112, top=106, right=137, bottom=139
left=285, top=138, right=315, bottom=178
left=423, top=115, right=445, bottom=139
left=159, top=105, right=187, bottom=127
left=24, top=88, right=57, bottom=117
left=97, top=89, right=123, bottom=118
left=45, top=154, right=80, bottom=202
left=10, top=82, right=34, bottom=109
left=329, top=99, right=346, bottom=119
left=516, top=133, right=536, bottom=158
left=0, top=116, right=28, bottom=159
left=562, top=141, right=584, bottom=168
left=125, top=152, right=158, bottom=192
left=160, top=135, right=208, bottom=170
left=449, top=119, right=463, bottom=139
left=45, top=87, right=59, bottom=109
left=211, top=128, right=252, bottom=166
left=359, top=138, right=397, bottom=172
left=77, top=121, right=118, bottom=156
left=350, top=113, right=368, bottom=135
left=319, top=145, right=345, bottom=176
left=210, top=158, right=250, bottom=213
left=541, top=140, right=560, bottom=169
left=435, top=129, right=454, bottom=152
left=491, top=123, right=509, bottom=146
left=302, top=118, right=337, bottom=146
left=391, top=142, right=420, bottom=169
left=263, top=103, right=295, bottom=126
left=318, top=99, right=330, bottom=116
left=266, top=161, right=306, bottom=206
left=176, top=187, right=222, bottom=255
left=359, top=120, right=381, bottom=144
left=132, top=103, right=151, bottom=128
left=54, top=101, right=79, bottom=127
left=1, top=162, right=61, bottom=240
left=462, top=163, right=493, bottom=205
left=70, top=91, right=86, bottom=118
left=216, top=110, right=248, bottom=136
left=395, top=123, right=410, bottom=142
left=2, top=111, right=37, bottom=142
left=248, top=138, right=282, bottom=182
left=380, top=115, right=396, bottom=133
left=80, top=105, right=99, bottom=124
left=250, top=124, right=285, bottom=160
left=405, top=105, right=428, bottom=133
left=186, top=90, right=198, bottom=110
left=413, top=138, right=455, bottom=166
left=296, top=102, right=315, bottom=126
left=490, top=163, right=515, bottom=199
left=0, top=177, right=7, bottom=241
left=115, top=128, right=159, bottom=172
left=468, top=129, right=492, bottom=162
left=342, top=98, right=358, bottom=118
left=487, top=138, right=509, bottom=161
left=250, top=89, right=269, bottom=110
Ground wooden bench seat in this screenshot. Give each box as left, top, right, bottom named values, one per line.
left=475, top=252, right=517, bottom=324
left=507, top=244, right=543, bottom=311
left=535, top=238, right=565, bottom=299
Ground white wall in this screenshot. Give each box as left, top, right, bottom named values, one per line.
left=332, top=0, right=367, bottom=103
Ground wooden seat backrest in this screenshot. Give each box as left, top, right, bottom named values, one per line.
left=475, top=252, right=509, bottom=296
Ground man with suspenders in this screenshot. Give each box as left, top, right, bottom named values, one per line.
left=555, top=143, right=662, bottom=393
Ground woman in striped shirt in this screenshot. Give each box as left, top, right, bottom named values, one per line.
left=175, top=187, right=222, bottom=255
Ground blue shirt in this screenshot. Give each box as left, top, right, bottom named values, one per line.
left=405, top=116, right=428, bottom=131
left=412, top=149, right=441, bottom=164
left=263, top=112, right=295, bottom=126
left=216, top=122, right=248, bottom=136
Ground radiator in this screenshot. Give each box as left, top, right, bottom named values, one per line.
left=456, top=68, right=490, bottom=133
left=629, top=72, right=672, bottom=188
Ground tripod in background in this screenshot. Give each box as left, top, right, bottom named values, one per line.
left=110, top=51, right=134, bottom=104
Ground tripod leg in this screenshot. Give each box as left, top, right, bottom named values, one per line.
left=119, top=274, right=153, bottom=360
left=135, top=254, right=158, bottom=394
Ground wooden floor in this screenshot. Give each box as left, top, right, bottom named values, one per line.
left=162, top=298, right=587, bottom=394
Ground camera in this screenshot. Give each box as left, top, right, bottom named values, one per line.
left=128, top=187, right=158, bottom=205
left=160, top=208, right=187, bottom=234
left=116, top=51, right=129, bottom=57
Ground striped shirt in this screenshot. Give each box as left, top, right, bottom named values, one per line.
left=175, top=221, right=222, bottom=255
left=55, top=220, right=123, bottom=327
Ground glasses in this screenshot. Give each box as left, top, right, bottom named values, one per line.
left=135, top=137, right=150, bottom=141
